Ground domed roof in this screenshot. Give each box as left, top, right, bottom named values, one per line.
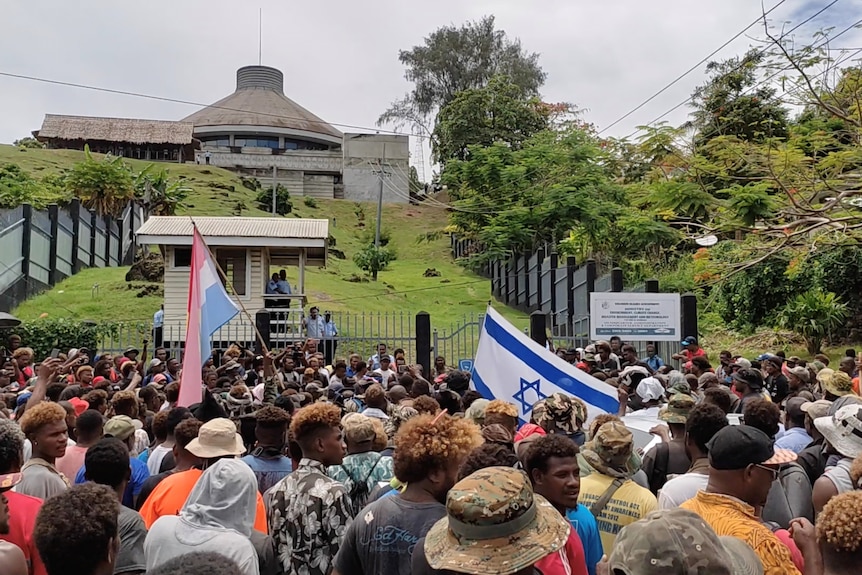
left=182, top=66, right=342, bottom=142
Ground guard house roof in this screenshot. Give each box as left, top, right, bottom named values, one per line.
left=136, top=216, right=328, bottom=263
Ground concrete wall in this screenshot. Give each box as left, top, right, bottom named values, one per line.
left=194, top=149, right=342, bottom=173
left=342, top=133, right=410, bottom=204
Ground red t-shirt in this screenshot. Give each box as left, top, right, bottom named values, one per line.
left=535, top=526, right=589, bottom=575
left=1, top=491, right=47, bottom=575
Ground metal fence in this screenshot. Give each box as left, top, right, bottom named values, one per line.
left=0, top=200, right=143, bottom=312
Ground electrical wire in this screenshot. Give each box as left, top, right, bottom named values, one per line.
left=619, top=0, right=843, bottom=140
left=0, top=70, right=429, bottom=140
left=597, top=0, right=790, bottom=135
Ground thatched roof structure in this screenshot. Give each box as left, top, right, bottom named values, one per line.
left=35, top=115, right=195, bottom=145
left=182, top=66, right=342, bottom=143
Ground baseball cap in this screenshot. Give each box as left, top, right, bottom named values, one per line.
left=103, top=415, right=136, bottom=441
left=423, top=466, right=570, bottom=574
left=707, top=425, right=797, bottom=470
left=149, top=358, right=163, bottom=368
left=732, top=368, right=764, bottom=391
left=636, top=377, right=665, bottom=402
left=342, top=413, right=377, bottom=444
left=68, top=397, right=89, bottom=417
left=681, top=336, right=698, bottom=346
left=787, top=366, right=810, bottom=383
left=659, top=393, right=695, bottom=424
left=610, top=508, right=763, bottom=575
left=731, top=358, right=752, bottom=370
left=800, top=399, right=832, bottom=421
left=785, top=397, right=808, bottom=422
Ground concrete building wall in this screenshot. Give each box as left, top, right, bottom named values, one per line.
left=342, top=133, right=410, bottom=204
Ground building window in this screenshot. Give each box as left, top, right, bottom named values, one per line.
left=174, top=247, right=192, bottom=268
left=216, top=249, right=247, bottom=296
left=234, top=137, right=279, bottom=149
left=201, top=137, right=230, bottom=148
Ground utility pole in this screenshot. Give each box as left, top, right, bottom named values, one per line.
left=372, top=143, right=390, bottom=281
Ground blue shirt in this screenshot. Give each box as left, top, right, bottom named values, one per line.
left=75, top=456, right=150, bottom=508
left=241, top=453, right=293, bottom=494
left=276, top=279, right=292, bottom=294
left=774, top=427, right=813, bottom=454
left=153, top=309, right=164, bottom=328
left=323, top=320, right=338, bottom=338
left=566, top=504, right=604, bottom=575
left=646, top=355, right=665, bottom=372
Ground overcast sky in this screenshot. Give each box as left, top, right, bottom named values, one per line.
left=1, top=0, right=860, bottom=175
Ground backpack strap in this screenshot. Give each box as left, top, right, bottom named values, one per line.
left=590, top=478, right=625, bottom=518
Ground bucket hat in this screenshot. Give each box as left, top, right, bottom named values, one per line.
left=814, top=405, right=862, bottom=459
left=659, top=393, right=695, bottom=424
left=822, top=371, right=855, bottom=397
left=185, top=417, right=245, bottom=458
left=610, top=508, right=763, bottom=575
left=581, top=421, right=634, bottom=477
left=424, top=466, right=570, bottom=575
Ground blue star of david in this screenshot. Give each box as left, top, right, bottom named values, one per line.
left=513, top=378, right=547, bottom=414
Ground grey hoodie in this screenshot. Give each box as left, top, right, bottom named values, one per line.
left=144, top=459, right=260, bottom=575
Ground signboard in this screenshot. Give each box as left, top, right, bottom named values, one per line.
left=459, top=359, right=474, bottom=372
left=590, top=292, right=681, bottom=341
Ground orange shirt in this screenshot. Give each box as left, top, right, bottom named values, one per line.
left=139, top=468, right=268, bottom=534
left=681, top=491, right=800, bottom=575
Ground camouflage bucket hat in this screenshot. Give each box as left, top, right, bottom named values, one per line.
left=424, top=466, right=570, bottom=575
left=610, top=508, right=763, bottom=575
left=823, top=371, right=855, bottom=397
left=581, top=421, right=633, bottom=477
left=659, top=393, right=696, bottom=424
left=534, top=392, right=585, bottom=434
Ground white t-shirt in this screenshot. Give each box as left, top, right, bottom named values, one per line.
left=657, top=473, right=709, bottom=509
left=147, top=444, right=172, bottom=475
left=374, top=368, right=397, bottom=388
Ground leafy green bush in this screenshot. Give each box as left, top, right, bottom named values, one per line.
left=9, top=319, right=122, bottom=359
left=303, top=196, right=318, bottom=208
left=255, top=184, right=292, bottom=216
left=361, top=225, right=392, bottom=247
left=353, top=244, right=396, bottom=280
left=779, top=289, right=848, bottom=355
left=0, top=164, right=39, bottom=208
left=64, top=146, right=134, bottom=216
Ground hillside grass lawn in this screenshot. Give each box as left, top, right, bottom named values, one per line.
left=5, top=145, right=527, bottom=330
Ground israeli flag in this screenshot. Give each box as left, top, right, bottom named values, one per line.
left=472, top=306, right=619, bottom=422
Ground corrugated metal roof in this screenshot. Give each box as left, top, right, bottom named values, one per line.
left=136, top=216, right=329, bottom=240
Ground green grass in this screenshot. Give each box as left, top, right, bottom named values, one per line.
left=6, top=145, right=527, bottom=330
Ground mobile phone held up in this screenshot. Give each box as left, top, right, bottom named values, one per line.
left=50, top=348, right=61, bottom=359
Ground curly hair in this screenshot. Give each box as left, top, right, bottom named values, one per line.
left=110, top=390, right=138, bottom=418
left=743, top=399, right=781, bottom=439
left=370, top=417, right=388, bottom=451
left=524, top=434, right=580, bottom=476
left=851, top=454, right=862, bottom=488
left=290, top=402, right=342, bottom=443
left=34, top=483, right=119, bottom=575
left=702, top=387, right=732, bottom=414
left=255, top=405, right=291, bottom=428
left=83, top=389, right=108, bottom=411
left=174, top=418, right=203, bottom=449
left=0, top=418, right=25, bottom=472
left=365, top=384, right=388, bottom=410
left=588, top=413, right=621, bottom=439
left=151, top=410, right=170, bottom=441
left=393, top=413, right=483, bottom=483
left=460, top=390, right=484, bottom=412
left=686, top=403, right=729, bottom=453
left=13, top=347, right=33, bottom=360
left=19, top=402, right=67, bottom=436
left=485, top=399, right=519, bottom=419
left=458, top=443, right=519, bottom=480
left=148, top=551, right=243, bottom=575
left=413, top=395, right=440, bottom=416
left=817, top=491, right=862, bottom=574
left=84, top=438, right=130, bottom=488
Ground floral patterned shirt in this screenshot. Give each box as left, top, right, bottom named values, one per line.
left=268, top=458, right=354, bottom=575
left=327, top=452, right=394, bottom=511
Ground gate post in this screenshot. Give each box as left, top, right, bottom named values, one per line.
left=645, top=278, right=659, bottom=293
left=416, top=312, right=432, bottom=380
left=530, top=311, right=547, bottom=348
left=254, top=310, right=271, bottom=355
left=611, top=267, right=624, bottom=292
left=681, top=293, right=698, bottom=343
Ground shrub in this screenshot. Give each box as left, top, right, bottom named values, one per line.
left=303, top=196, right=318, bottom=208
left=64, top=146, right=134, bottom=216
left=360, top=225, right=392, bottom=247
left=353, top=244, right=396, bottom=280
left=10, top=319, right=121, bottom=359
left=255, top=184, right=292, bottom=215
left=778, top=289, right=848, bottom=355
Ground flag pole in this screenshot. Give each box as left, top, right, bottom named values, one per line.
left=190, top=220, right=270, bottom=355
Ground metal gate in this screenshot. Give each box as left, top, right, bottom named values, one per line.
left=432, top=313, right=485, bottom=367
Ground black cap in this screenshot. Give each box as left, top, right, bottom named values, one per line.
left=707, top=425, right=774, bottom=470
left=732, top=367, right=764, bottom=391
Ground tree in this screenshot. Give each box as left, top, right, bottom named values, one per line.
left=133, top=165, right=191, bottom=216
left=779, top=289, right=848, bottom=355
left=64, top=146, right=134, bottom=216
left=353, top=244, right=396, bottom=281
left=13, top=137, right=44, bottom=149
left=433, top=75, right=549, bottom=164
left=378, top=16, right=546, bottom=134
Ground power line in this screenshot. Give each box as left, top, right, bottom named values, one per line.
left=0, top=70, right=429, bottom=140
left=597, top=0, right=790, bottom=135
left=620, top=0, right=843, bottom=140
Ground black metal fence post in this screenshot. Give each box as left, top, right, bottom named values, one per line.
left=611, top=267, right=624, bottom=292
left=48, top=204, right=59, bottom=286
left=89, top=210, right=97, bottom=267
left=645, top=278, right=659, bottom=293
left=535, top=247, right=545, bottom=312
left=416, top=312, right=432, bottom=380
left=20, top=204, right=32, bottom=281
left=530, top=311, right=547, bottom=347
left=566, top=256, right=576, bottom=333
left=681, top=293, right=698, bottom=341
left=70, top=199, right=81, bottom=273
left=549, top=251, right=559, bottom=315
left=254, top=311, right=271, bottom=355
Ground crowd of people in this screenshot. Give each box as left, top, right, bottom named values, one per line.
left=0, top=331, right=861, bottom=575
